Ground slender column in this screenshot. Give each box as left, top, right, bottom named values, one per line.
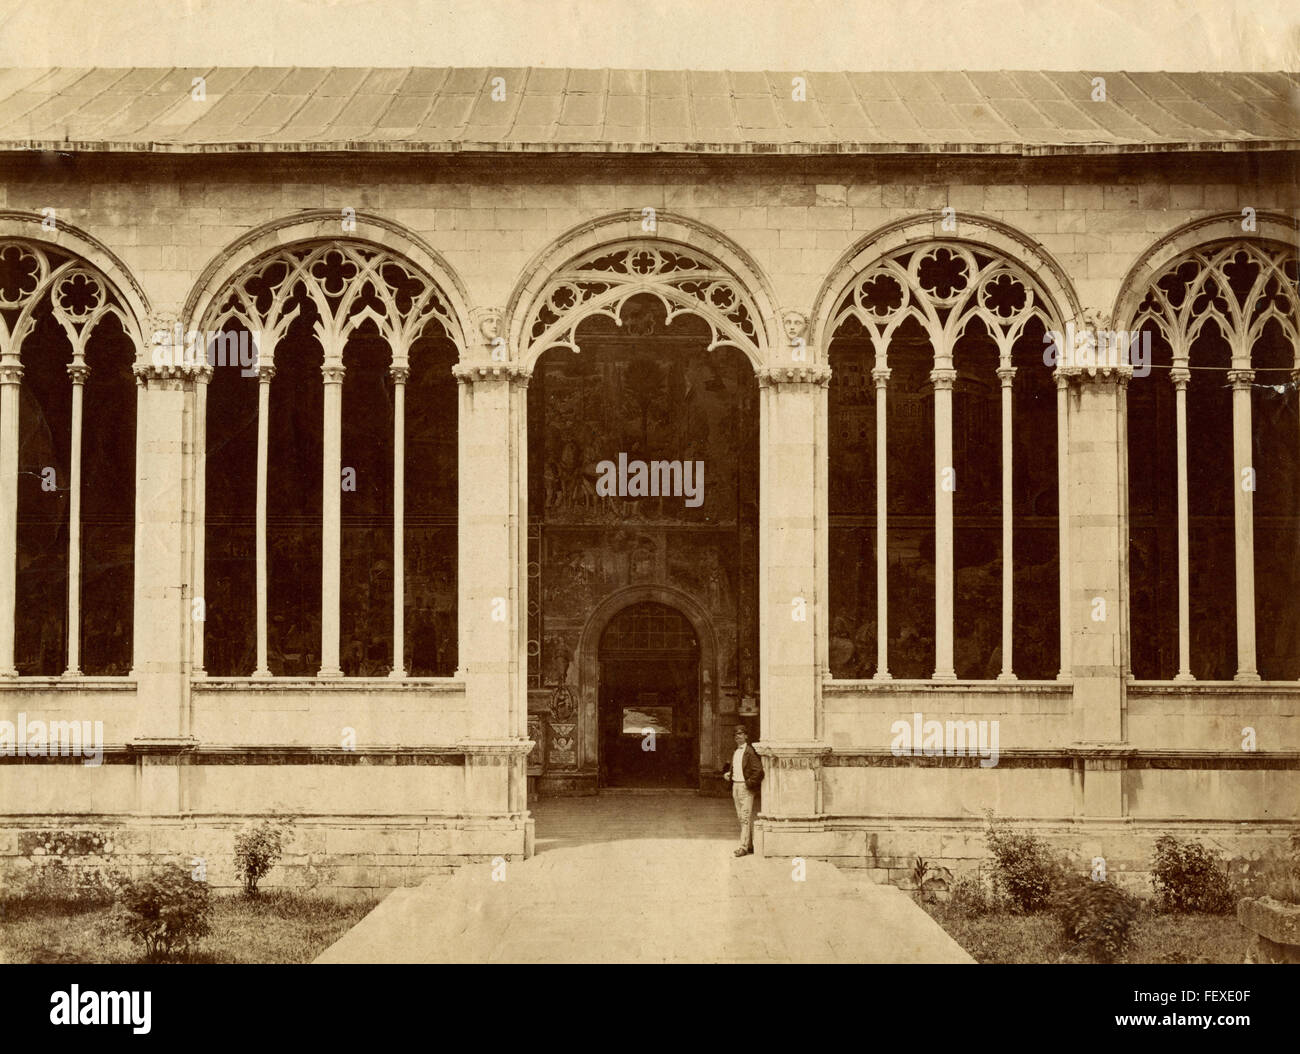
left=253, top=362, right=274, bottom=677
left=1171, top=364, right=1193, bottom=680
left=997, top=362, right=1016, bottom=681
left=64, top=358, right=90, bottom=676
left=931, top=364, right=957, bottom=680
left=872, top=363, right=891, bottom=680
left=1055, top=370, right=1070, bottom=679
left=191, top=366, right=210, bottom=676
left=319, top=359, right=345, bottom=678
left=388, top=363, right=409, bottom=678
left=1229, top=368, right=1259, bottom=681
left=0, top=352, right=22, bottom=677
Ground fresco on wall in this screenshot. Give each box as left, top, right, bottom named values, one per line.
left=528, top=294, right=759, bottom=730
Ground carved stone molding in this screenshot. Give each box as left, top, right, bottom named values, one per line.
left=453, top=363, right=532, bottom=387
left=757, top=364, right=832, bottom=388
left=132, top=362, right=198, bottom=389
left=755, top=743, right=832, bottom=770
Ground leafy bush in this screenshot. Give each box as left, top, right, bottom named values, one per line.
left=1150, top=836, right=1234, bottom=914
left=234, top=820, right=288, bottom=897
left=9, top=858, right=123, bottom=909
left=948, top=872, right=997, bottom=918
left=984, top=812, right=1058, bottom=914
left=1054, top=874, right=1140, bottom=962
left=113, top=864, right=211, bottom=961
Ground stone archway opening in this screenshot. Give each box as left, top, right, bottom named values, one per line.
left=526, top=290, right=760, bottom=798
left=597, top=600, right=700, bottom=787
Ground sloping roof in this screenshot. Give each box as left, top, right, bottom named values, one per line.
left=0, top=68, right=1295, bottom=155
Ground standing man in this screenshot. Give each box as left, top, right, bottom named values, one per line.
left=722, top=725, right=763, bottom=856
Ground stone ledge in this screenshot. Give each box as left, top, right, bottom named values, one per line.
left=1238, top=896, right=1300, bottom=948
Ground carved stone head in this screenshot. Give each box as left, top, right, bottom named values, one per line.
left=478, top=310, right=502, bottom=342
left=781, top=309, right=808, bottom=343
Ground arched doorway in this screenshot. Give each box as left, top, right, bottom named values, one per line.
left=598, top=601, right=700, bottom=787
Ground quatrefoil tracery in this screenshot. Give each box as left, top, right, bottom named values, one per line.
left=525, top=242, right=764, bottom=360
left=206, top=242, right=461, bottom=360
left=0, top=240, right=130, bottom=357
left=1132, top=242, right=1300, bottom=358
left=831, top=243, right=1058, bottom=357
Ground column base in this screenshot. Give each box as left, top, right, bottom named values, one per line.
left=996, top=672, right=1017, bottom=683
left=931, top=671, right=957, bottom=682
left=1234, top=671, right=1263, bottom=683
left=872, top=671, right=893, bottom=682
left=317, top=666, right=344, bottom=679
left=1173, top=672, right=1196, bottom=683
left=387, top=668, right=407, bottom=680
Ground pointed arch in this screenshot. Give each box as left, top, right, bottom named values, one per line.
left=185, top=211, right=471, bottom=351
left=507, top=211, right=779, bottom=373
left=817, top=215, right=1073, bottom=683
left=1117, top=215, right=1300, bottom=684
left=0, top=219, right=144, bottom=677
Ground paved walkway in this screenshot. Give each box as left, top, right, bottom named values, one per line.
left=316, top=794, right=973, bottom=963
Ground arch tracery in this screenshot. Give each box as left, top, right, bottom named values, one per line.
left=523, top=240, right=766, bottom=364
left=202, top=240, right=461, bottom=359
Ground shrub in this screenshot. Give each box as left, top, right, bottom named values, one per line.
left=984, top=812, right=1057, bottom=914
left=948, top=872, right=997, bottom=918
left=1054, top=874, right=1140, bottom=962
left=1150, top=835, right=1234, bottom=914
left=113, top=864, right=211, bottom=962
left=234, top=820, right=288, bottom=897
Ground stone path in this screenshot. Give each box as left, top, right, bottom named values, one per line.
left=316, top=794, right=973, bottom=963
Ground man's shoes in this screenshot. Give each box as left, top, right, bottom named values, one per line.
left=734, top=847, right=751, bottom=857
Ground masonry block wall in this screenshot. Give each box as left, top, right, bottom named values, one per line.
left=0, top=145, right=1297, bottom=894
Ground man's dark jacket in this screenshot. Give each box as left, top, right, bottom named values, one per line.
left=724, top=743, right=764, bottom=792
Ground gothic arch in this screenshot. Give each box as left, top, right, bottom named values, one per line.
left=507, top=211, right=779, bottom=372
left=0, top=212, right=150, bottom=348
left=810, top=213, right=1080, bottom=353
left=184, top=211, right=471, bottom=349
left=1113, top=211, right=1300, bottom=352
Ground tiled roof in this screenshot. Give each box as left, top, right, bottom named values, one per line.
left=0, top=68, right=1295, bottom=155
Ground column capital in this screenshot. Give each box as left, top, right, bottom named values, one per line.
left=871, top=365, right=891, bottom=387
left=321, top=363, right=346, bottom=384
left=1057, top=362, right=1134, bottom=387
left=389, top=365, right=411, bottom=383
left=996, top=365, right=1017, bottom=384
left=132, top=362, right=198, bottom=390
left=756, top=364, right=831, bottom=388
left=256, top=363, right=277, bottom=383
left=66, top=361, right=91, bottom=384
left=1227, top=369, right=1255, bottom=388
left=453, top=362, right=532, bottom=387
left=1169, top=365, right=1191, bottom=387
left=0, top=363, right=24, bottom=385
left=929, top=367, right=957, bottom=390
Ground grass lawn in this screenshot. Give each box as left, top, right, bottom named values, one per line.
left=923, top=900, right=1248, bottom=964
left=0, top=891, right=380, bottom=964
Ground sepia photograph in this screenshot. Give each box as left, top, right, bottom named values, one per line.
left=0, top=0, right=1296, bottom=1032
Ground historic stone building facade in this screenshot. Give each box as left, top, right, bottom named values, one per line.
left=0, top=68, right=1297, bottom=893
